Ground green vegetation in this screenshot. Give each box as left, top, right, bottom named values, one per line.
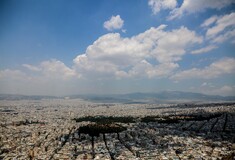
left=74, top=112, right=224, bottom=159
left=78, top=123, right=127, bottom=159
left=158, top=119, right=180, bottom=124
left=79, top=123, right=126, bottom=137
left=140, top=113, right=223, bottom=123
left=74, top=112, right=223, bottom=125
left=73, top=116, right=135, bottom=124
left=141, top=116, right=179, bottom=123
left=140, top=116, right=159, bottom=123
left=185, top=113, right=223, bottom=121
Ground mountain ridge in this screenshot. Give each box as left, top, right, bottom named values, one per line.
left=0, top=91, right=234, bottom=102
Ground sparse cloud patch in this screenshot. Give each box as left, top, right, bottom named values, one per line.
left=103, top=15, right=124, bottom=31
left=168, top=0, right=235, bottom=20
left=22, top=64, right=41, bottom=72
left=191, top=45, right=217, bottom=54
left=205, top=12, right=235, bottom=39
left=148, top=0, right=177, bottom=15
left=201, top=16, right=219, bottom=28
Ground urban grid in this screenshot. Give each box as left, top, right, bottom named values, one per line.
left=0, top=99, right=235, bottom=160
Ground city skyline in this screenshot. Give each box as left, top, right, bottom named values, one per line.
left=1, top=0, right=235, bottom=96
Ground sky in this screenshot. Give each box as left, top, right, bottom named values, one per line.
left=0, top=0, right=235, bottom=96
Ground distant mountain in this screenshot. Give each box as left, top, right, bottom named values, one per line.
left=69, top=91, right=235, bottom=103
left=0, top=94, right=58, bottom=100
left=120, top=91, right=235, bottom=101
left=0, top=91, right=234, bottom=102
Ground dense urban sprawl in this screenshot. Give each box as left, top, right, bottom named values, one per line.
left=0, top=99, right=235, bottom=159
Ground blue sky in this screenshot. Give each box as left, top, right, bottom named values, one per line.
left=0, top=0, right=235, bottom=96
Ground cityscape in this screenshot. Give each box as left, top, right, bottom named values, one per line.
left=1, top=98, right=234, bottom=159
left=1, top=0, right=235, bottom=159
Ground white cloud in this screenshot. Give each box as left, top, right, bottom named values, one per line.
left=73, top=25, right=202, bottom=79
left=171, top=58, right=235, bottom=80
left=201, top=82, right=208, bottom=87
left=201, top=16, right=218, bottom=28
left=128, top=60, right=179, bottom=78
left=168, top=0, right=235, bottom=20
left=202, top=85, right=235, bottom=96
left=22, top=60, right=78, bottom=80
left=206, top=12, right=235, bottom=38
left=148, top=0, right=177, bottom=15
left=121, top=29, right=127, bottom=33
left=200, top=12, right=235, bottom=44
left=0, top=60, right=80, bottom=95
left=201, top=82, right=214, bottom=88
left=22, top=64, right=41, bottom=71
left=149, top=26, right=202, bottom=62
left=0, top=69, right=27, bottom=80
left=213, top=85, right=235, bottom=96
left=146, top=62, right=179, bottom=78
left=103, top=15, right=124, bottom=31
left=212, top=29, right=235, bottom=43
left=40, top=59, right=77, bottom=79
left=191, top=45, right=217, bottom=54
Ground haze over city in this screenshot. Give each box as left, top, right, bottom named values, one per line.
left=0, top=0, right=235, bottom=96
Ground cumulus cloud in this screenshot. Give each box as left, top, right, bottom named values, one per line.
left=168, top=0, right=234, bottom=20
left=191, top=45, right=217, bottom=54
left=73, top=25, right=202, bottom=79
left=148, top=0, right=177, bottom=15
left=39, top=59, right=77, bottom=80
left=171, top=58, right=235, bottom=80
left=127, top=60, right=179, bottom=79
left=149, top=26, right=202, bottom=62
left=146, top=62, right=179, bottom=78
left=103, top=15, right=124, bottom=31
